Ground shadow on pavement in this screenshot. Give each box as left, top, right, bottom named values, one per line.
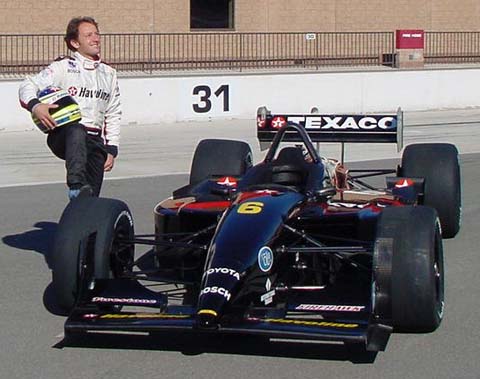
left=54, top=331, right=377, bottom=364
left=2, top=221, right=57, bottom=268
left=1, top=222, right=69, bottom=316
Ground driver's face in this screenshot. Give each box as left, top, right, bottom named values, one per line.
left=72, top=22, right=101, bottom=60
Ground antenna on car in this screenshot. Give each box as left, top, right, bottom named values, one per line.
left=397, top=107, right=404, bottom=152
left=310, top=107, right=320, bottom=155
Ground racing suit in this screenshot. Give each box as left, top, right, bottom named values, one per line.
left=19, top=51, right=121, bottom=196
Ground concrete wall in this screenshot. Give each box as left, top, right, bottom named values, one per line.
left=2, top=67, right=479, bottom=132
left=0, top=0, right=479, bottom=33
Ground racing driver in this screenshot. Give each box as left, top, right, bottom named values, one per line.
left=19, top=16, right=121, bottom=199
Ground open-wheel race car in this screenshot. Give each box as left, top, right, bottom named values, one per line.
left=52, top=106, right=461, bottom=352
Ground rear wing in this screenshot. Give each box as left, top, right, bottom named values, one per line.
left=256, top=106, right=404, bottom=152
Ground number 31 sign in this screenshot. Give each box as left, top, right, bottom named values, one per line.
left=192, top=84, right=230, bottom=114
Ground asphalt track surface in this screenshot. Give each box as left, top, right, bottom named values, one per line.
left=1, top=111, right=480, bottom=378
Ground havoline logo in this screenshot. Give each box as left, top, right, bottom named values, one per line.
left=77, top=87, right=111, bottom=101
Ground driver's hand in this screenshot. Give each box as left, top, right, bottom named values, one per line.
left=104, top=153, right=115, bottom=172
left=32, top=103, right=58, bottom=130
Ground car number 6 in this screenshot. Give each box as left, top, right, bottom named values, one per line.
left=237, top=202, right=264, bottom=214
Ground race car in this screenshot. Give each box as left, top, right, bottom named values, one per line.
left=52, top=106, right=461, bottom=352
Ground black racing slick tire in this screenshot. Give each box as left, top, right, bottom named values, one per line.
left=51, top=197, right=134, bottom=311
left=400, top=143, right=461, bottom=238
left=373, top=206, right=444, bottom=333
left=189, top=139, right=253, bottom=185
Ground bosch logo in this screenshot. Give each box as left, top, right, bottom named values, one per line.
left=200, top=286, right=232, bottom=301
left=68, top=86, right=78, bottom=96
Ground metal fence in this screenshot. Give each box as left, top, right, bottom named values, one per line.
left=425, top=32, right=480, bottom=64
left=0, top=34, right=67, bottom=74
left=2, top=31, right=479, bottom=75
left=0, top=32, right=395, bottom=75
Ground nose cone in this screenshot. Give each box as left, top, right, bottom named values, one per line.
left=196, top=266, right=241, bottom=325
left=196, top=309, right=219, bottom=329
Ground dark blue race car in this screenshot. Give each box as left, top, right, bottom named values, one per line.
left=52, top=106, right=461, bottom=352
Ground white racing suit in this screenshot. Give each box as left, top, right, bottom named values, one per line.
left=19, top=51, right=121, bottom=196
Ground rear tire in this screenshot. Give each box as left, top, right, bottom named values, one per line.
left=189, top=139, right=253, bottom=185
left=373, top=206, right=444, bottom=332
left=52, top=197, right=134, bottom=311
left=400, top=143, right=461, bottom=238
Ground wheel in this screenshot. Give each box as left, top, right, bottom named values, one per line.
left=189, top=139, right=253, bottom=185
left=52, top=197, right=134, bottom=311
left=400, top=143, right=461, bottom=238
left=373, top=206, right=444, bottom=332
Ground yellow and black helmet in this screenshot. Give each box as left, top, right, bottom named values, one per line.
left=32, top=86, right=81, bottom=133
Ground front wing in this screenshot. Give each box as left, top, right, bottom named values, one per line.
left=65, top=304, right=391, bottom=351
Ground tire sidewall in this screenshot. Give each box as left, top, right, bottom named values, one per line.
left=51, top=197, right=134, bottom=311
left=401, top=143, right=461, bottom=238
left=373, top=206, right=444, bottom=332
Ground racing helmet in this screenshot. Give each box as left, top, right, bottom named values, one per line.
left=32, top=86, right=81, bottom=133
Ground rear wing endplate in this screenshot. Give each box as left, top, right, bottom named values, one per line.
left=256, top=106, right=404, bottom=152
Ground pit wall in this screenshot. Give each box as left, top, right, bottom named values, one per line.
left=1, top=67, right=479, bottom=132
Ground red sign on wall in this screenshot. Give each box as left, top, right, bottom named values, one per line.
left=396, top=30, right=424, bottom=49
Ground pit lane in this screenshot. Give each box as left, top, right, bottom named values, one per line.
left=0, top=115, right=479, bottom=377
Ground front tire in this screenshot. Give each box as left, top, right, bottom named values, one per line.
left=373, top=206, right=444, bottom=332
left=52, top=197, right=134, bottom=311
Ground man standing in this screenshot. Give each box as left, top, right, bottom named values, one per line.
left=19, top=16, right=121, bottom=199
